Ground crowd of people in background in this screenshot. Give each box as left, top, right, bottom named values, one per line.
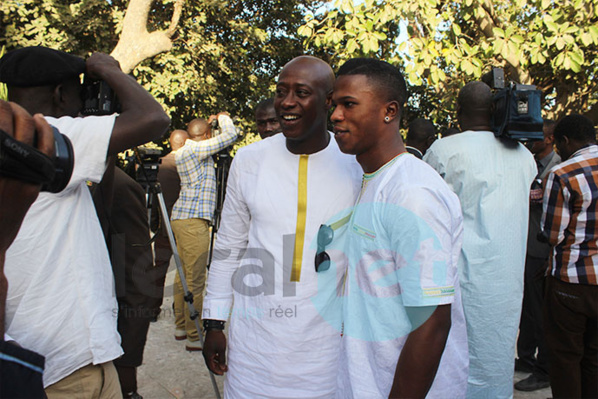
left=0, top=45, right=596, bottom=399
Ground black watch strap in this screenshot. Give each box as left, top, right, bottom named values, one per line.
left=203, top=319, right=225, bottom=331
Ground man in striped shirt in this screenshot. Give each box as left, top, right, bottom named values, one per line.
left=540, top=114, right=598, bottom=398
left=171, top=114, right=239, bottom=351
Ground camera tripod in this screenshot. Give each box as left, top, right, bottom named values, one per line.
left=135, top=149, right=222, bottom=399
left=207, top=147, right=232, bottom=269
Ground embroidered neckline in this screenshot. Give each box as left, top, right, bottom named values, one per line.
left=363, top=152, right=407, bottom=180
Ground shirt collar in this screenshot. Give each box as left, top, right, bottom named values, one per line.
left=405, top=146, right=423, bottom=158
left=537, top=150, right=555, bottom=169
left=570, top=143, right=597, bottom=159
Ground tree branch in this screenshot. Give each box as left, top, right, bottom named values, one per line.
left=477, top=0, right=496, bottom=39
left=167, top=0, right=185, bottom=37
left=111, top=0, right=186, bottom=74
left=473, top=0, right=531, bottom=84
left=584, top=104, right=598, bottom=124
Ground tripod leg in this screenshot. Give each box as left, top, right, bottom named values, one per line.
left=155, top=190, right=222, bottom=399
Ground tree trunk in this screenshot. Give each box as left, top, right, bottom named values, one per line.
left=473, top=0, right=531, bottom=85
left=111, top=0, right=185, bottom=74
left=584, top=104, right=598, bottom=125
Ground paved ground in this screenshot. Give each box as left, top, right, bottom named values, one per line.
left=137, top=263, right=552, bottom=399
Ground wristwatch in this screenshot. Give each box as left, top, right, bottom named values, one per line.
left=203, top=319, right=225, bottom=332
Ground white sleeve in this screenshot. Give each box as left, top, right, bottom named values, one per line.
left=45, top=115, right=115, bottom=187
left=202, top=151, right=250, bottom=321
left=382, top=185, right=461, bottom=307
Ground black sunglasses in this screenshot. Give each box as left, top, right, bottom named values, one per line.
left=315, top=224, right=334, bottom=272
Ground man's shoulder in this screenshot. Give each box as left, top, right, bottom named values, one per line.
left=425, top=131, right=477, bottom=156
left=552, top=147, right=598, bottom=179
left=44, top=115, right=116, bottom=136
left=385, top=155, right=458, bottom=202
left=429, top=131, right=533, bottom=162
left=235, top=134, right=285, bottom=160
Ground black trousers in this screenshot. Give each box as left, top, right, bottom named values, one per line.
left=517, top=254, right=550, bottom=376
left=544, top=276, right=598, bottom=398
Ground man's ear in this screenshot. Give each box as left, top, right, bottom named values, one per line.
left=385, top=101, right=401, bottom=121
left=325, top=90, right=333, bottom=110
left=52, top=84, right=66, bottom=112
left=554, top=135, right=569, bottom=153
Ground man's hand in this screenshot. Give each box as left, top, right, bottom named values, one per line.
left=208, top=112, right=231, bottom=124
left=83, top=52, right=171, bottom=155
left=85, top=52, right=122, bottom=81
left=0, top=100, right=55, bottom=252
left=203, top=330, right=228, bottom=375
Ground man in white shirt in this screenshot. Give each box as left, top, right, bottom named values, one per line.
left=331, top=57, right=468, bottom=398
left=424, top=81, right=536, bottom=398
left=0, top=46, right=169, bottom=397
left=202, top=55, right=362, bottom=398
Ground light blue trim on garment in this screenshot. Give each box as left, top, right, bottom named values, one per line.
left=0, top=351, right=44, bottom=374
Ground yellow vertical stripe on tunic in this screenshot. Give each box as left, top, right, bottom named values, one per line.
left=291, top=155, right=309, bottom=282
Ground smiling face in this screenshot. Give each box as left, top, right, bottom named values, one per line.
left=274, top=56, right=333, bottom=154
left=331, top=74, right=396, bottom=171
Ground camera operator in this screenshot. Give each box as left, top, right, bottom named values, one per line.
left=170, top=114, right=239, bottom=351
left=150, top=129, right=188, bottom=320
left=0, top=46, right=170, bottom=397
left=0, top=100, right=54, bottom=398
left=424, top=81, right=537, bottom=397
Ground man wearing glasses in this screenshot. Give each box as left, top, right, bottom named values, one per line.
left=202, top=56, right=361, bottom=397
left=330, top=58, right=468, bottom=398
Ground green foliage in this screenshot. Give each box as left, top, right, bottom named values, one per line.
left=131, top=0, right=324, bottom=131
left=301, top=0, right=598, bottom=126
left=0, top=46, right=6, bottom=100
left=0, top=0, right=324, bottom=147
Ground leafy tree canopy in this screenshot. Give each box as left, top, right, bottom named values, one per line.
left=299, top=0, right=598, bottom=129
left=0, top=0, right=324, bottom=146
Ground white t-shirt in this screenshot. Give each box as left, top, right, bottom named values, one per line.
left=5, top=115, right=123, bottom=387
left=203, top=133, right=362, bottom=398
left=337, top=153, right=469, bottom=399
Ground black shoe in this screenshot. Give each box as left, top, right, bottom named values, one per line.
left=514, top=373, right=550, bottom=392
left=123, top=392, right=143, bottom=399
left=514, top=358, right=534, bottom=373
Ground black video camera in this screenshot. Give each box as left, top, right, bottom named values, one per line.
left=482, top=67, right=543, bottom=142
left=0, top=126, right=74, bottom=193
left=134, top=146, right=162, bottom=186
left=80, top=76, right=121, bottom=116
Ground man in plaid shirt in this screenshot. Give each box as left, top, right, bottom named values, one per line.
left=171, top=113, right=239, bottom=351
left=540, top=114, right=598, bottom=398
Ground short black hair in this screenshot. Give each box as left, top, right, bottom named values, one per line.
left=554, top=114, right=596, bottom=144
left=255, top=98, right=274, bottom=114
left=407, top=118, right=436, bottom=142
left=457, top=81, right=493, bottom=117
left=336, top=58, right=407, bottom=106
